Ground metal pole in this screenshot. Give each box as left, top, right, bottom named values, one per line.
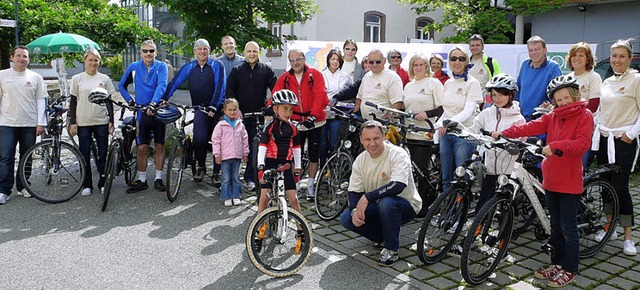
left=15, top=0, right=19, bottom=45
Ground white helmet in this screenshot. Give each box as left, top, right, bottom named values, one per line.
left=88, top=87, right=110, bottom=104
left=547, top=75, right=579, bottom=98
left=485, top=74, right=518, bottom=92
left=271, top=89, right=299, bottom=105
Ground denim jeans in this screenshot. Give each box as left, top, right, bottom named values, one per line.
left=77, top=124, right=109, bottom=189
left=439, top=134, right=474, bottom=190
left=0, top=126, right=36, bottom=195
left=340, top=196, right=416, bottom=251
left=582, top=150, right=596, bottom=170
left=220, top=158, right=241, bottom=200
left=319, top=119, right=341, bottom=165
left=546, top=190, right=580, bottom=273
left=242, top=117, right=257, bottom=183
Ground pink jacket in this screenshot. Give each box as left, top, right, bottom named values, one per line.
left=211, top=118, right=249, bottom=161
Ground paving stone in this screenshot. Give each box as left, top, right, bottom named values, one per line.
left=572, top=274, right=599, bottom=289
left=405, top=255, right=422, bottom=266
left=425, top=276, right=457, bottom=289
left=398, top=248, right=414, bottom=259
left=391, top=260, right=412, bottom=272
left=325, top=233, right=350, bottom=242
left=594, top=261, right=625, bottom=275
left=313, top=227, right=337, bottom=236
left=606, top=276, right=637, bottom=289
left=619, top=268, right=640, bottom=281
left=406, top=267, right=433, bottom=281
left=500, top=264, right=532, bottom=279
left=515, top=257, right=543, bottom=271
left=581, top=267, right=613, bottom=281
left=423, top=261, right=454, bottom=275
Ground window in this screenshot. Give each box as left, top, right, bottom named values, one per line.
left=415, top=17, right=434, bottom=40
left=364, top=11, right=385, bottom=43
left=267, top=22, right=282, bottom=57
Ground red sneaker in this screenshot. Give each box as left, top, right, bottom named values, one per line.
left=547, top=269, right=574, bottom=288
left=534, top=265, right=561, bottom=279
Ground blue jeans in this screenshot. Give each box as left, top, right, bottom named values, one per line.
left=78, top=124, right=109, bottom=189
left=582, top=150, right=596, bottom=170
left=319, top=119, right=341, bottom=165
left=340, top=196, right=416, bottom=251
left=546, top=190, right=580, bottom=273
left=0, top=126, right=36, bottom=195
left=439, top=134, right=474, bottom=190
left=220, top=158, right=241, bottom=200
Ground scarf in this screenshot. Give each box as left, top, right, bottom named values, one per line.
left=452, top=63, right=475, bottom=81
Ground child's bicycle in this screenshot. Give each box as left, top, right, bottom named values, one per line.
left=245, top=163, right=313, bottom=277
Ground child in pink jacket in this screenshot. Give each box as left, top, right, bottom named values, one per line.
left=212, top=99, right=249, bottom=206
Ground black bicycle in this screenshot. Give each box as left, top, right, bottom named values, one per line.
left=244, top=111, right=266, bottom=196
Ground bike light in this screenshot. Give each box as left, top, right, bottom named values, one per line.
left=344, top=140, right=352, bottom=149
left=497, top=174, right=509, bottom=186
left=348, top=125, right=356, bottom=132
left=455, top=166, right=466, bottom=178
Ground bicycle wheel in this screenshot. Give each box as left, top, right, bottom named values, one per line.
left=314, top=151, right=352, bottom=220
left=166, top=140, right=185, bottom=202
left=101, top=144, right=119, bottom=212
left=246, top=207, right=313, bottom=277
left=123, top=138, right=137, bottom=186
left=512, top=168, right=542, bottom=235
left=416, top=184, right=470, bottom=264
left=18, top=140, right=86, bottom=203
left=578, top=178, right=619, bottom=258
left=251, top=136, right=260, bottom=196
left=461, top=196, right=514, bottom=286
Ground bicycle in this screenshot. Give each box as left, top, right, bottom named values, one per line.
left=314, top=106, right=364, bottom=220
left=243, top=110, right=266, bottom=196
left=164, top=102, right=216, bottom=202
left=459, top=131, right=619, bottom=285
left=100, top=100, right=139, bottom=212
left=17, top=95, right=87, bottom=203
left=245, top=163, right=313, bottom=277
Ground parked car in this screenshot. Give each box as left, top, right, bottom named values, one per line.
left=594, top=52, right=640, bottom=80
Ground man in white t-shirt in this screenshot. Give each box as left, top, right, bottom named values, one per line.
left=0, top=46, right=48, bottom=204
left=354, top=49, right=404, bottom=120
left=340, top=120, right=421, bottom=266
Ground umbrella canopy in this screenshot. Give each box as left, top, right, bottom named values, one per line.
left=26, top=32, right=101, bottom=54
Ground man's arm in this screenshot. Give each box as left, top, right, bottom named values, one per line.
left=151, top=62, right=168, bottom=104
left=119, top=65, right=135, bottom=102
left=210, top=59, right=227, bottom=108
left=164, top=62, right=191, bottom=101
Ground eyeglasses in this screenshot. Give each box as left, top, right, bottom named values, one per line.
left=389, top=55, right=402, bottom=59
left=449, top=56, right=467, bottom=62
left=344, top=47, right=356, bottom=51
left=288, top=57, right=305, bottom=63
left=368, top=60, right=383, bottom=65
left=141, top=49, right=156, bottom=54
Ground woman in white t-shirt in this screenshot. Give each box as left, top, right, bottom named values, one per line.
left=341, top=39, right=365, bottom=82
left=69, top=49, right=116, bottom=196
left=403, top=54, right=443, bottom=215
left=320, top=49, right=352, bottom=164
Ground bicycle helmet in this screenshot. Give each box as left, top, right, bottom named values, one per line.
left=88, top=87, right=110, bottom=104
left=485, top=74, right=518, bottom=92
left=155, top=103, right=182, bottom=124
left=271, top=89, right=299, bottom=105
left=546, top=75, right=579, bottom=98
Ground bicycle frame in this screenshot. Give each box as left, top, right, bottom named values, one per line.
left=501, top=159, right=550, bottom=235
left=264, top=168, right=291, bottom=242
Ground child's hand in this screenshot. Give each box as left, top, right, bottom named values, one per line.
left=242, top=155, right=248, bottom=163
left=215, top=156, right=221, bottom=164
left=491, top=131, right=501, bottom=139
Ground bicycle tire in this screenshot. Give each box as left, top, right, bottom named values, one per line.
left=123, top=138, right=137, bottom=186
left=512, top=168, right=542, bottom=235
left=246, top=207, right=313, bottom=277
left=18, top=140, right=86, bottom=203
left=314, top=151, right=352, bottom=220
left=166, top=140, right=185, bottom=202
left=461, top=196, right=514, bottom=286
left=578, top=178, right=619, bottom=258
left=102, top=144, right=119, bottom=212
left=416, top=185, right=470, bottom=264
left=184, top=136, right=196, bottom=176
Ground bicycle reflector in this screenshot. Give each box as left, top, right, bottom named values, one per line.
left=497, top=174, right=510, bottom=186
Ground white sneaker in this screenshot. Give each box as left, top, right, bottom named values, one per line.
left=0, top=193, right=8, bottom=204
left=306, top=185, right=315, bottom=201
left=623, top=240, right=637, bottom=256
left=246, top=182, right=255, bottom=191
left=18, top=189, right=31, bottom=198
left=100, top=187, right=105, bottom=195
left=595, top=229, right=617, bottom=242
left=224, top=199, right=233, bottom=207
left=232, top=198, right=242, bottom=206
left=81, top=188, right=92, bottom=196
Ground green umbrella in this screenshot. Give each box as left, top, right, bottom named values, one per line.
left=26, top=32, right=101, bottom=54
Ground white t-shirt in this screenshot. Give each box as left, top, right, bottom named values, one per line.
left=348, top=141, right=422, bottom=213
left=469, top=56, right=489, bottom=88
left=322, top=69, right=352, bottom=98
left=70, top=72, right=116, bottom=126
left=599, top=68, right=640, bottom=138
left=570, top=70, right=602, bottom=101
left=403, top=77, right=443, bottom=140
left=441, top=76, right=483, bottom=127
left=357, top=69, right=404, bottom=119
left=0, top=68, right=47, bottom=127
left=342, top=59, right=357, bottom=80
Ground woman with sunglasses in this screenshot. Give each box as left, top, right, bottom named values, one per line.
left=435, top=46, right=483, bottom=190
left=388, top=49, right=410, bottom=88
left=341, top=39, right=365, bottom=82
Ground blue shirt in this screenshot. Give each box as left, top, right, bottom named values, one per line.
left=516, top=58, right=562, bottom=120
left=164, top=58, right=226, bottom=108
left=118, top=60, right=168, bottom=105
left=217, top=54, right=244, bottom=78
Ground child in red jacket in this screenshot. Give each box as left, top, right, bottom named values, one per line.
left=492, top=75, right=593, bottom=288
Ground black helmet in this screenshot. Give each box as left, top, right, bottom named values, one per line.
left=88, top=87, right=110, bottom=104
left=546, top=75, right=579, bottom=98
left=155, top=103, right=182, bottom=124
left=485, top=74, right=518, bottom=92
left=271, top=89, right=299, bottom=105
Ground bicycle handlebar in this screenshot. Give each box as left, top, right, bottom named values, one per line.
left=364, top=101, right=413, bottom=118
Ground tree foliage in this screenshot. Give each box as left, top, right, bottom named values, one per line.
left=143, top=0, right=319, bottom=54
left=400, top=0, right=564, bottom=43
left=0, top=0, right=175, bottom=68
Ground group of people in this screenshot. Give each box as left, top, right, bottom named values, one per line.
left=1, top=32, right=638, bottom=288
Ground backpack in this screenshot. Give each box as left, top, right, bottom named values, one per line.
left=486, top=56, right=495, bottom=77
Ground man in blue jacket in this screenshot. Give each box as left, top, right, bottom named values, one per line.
left=119, top=39, right=169, bottom=193
left=164, top=39, right=226, bottom=184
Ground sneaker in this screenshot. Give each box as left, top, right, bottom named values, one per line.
left=373, top=242, right=384, bottom=249
left=212, top=173, right=221, bottom=187
left=81, top=188, right=92, bottom=196
left=126, top=180, right=148, bottom=194
left=595, top=229, right=617, bottom=242
left=224, top=199, right=233, bottom=207
left=547, top=269, right=574, bottom=288
left=100, top=187, right=105, bottom=195
left=154, top=179, right=166, bottom=192
left=194, top=167, right=205, bottom=182
left=245, top=182, right=256, bottom=191
left=534, top=265, right=561, bottom=280
left=232, top=198, right=242, bottom=206
left=0, top=193, right=9, bottom=205
left=18, top=189, right=31, bottom=198
left=378, top=248, right=399, bottom=266
left=306, top=184, right=315, bottom=201
left=623, top=240, right=637, bottom=256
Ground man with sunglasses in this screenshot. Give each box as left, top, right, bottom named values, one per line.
left=354, top=49, right=404, bottom=120
left=119, top=39, right=169, bottom=193
left=387, top=49, right=410, bottom=88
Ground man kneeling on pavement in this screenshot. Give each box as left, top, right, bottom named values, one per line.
left=340, top=120, right=421, bottom=266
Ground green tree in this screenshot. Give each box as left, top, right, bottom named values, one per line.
left=0, top=0, right=175, bottom=69
left=400, top=0, right=563, bottom=43
left=144, top=0, right=319, bottom=54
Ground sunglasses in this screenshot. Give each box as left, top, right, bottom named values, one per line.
left=288, top=57, right=305, bottom=63
left=449, top=56, right=466, bottom=62
left=368, top=60, right=383, bottom=65
left=141, top=49, right=156, bottom=54
left=344, top=47, right=356, bottom=51
left=389, top=55, right=402, bottom=59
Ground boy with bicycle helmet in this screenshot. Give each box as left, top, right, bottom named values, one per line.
left=492, top=75, right=593, bottom=287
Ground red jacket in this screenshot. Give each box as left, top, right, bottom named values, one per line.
left=395, top=66, right=410, bottom=88
left=501, top=102, right=593, bottom=194
left=272, top=65, right=328, bottom=123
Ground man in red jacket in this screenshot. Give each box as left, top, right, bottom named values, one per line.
left=272, top=49, right=329, bottom=201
